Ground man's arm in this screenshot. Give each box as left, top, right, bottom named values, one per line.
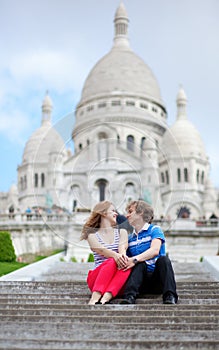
left=123, top=238, right=162, bottom=270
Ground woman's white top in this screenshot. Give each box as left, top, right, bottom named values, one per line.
left=93, top=228, right=120, bottom=268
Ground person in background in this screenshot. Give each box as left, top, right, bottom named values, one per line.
left=120, top=200, right=178, bottom=305
left=116, top=212, right=133, bottom=234
left=80, top=201, right=131, bottom=305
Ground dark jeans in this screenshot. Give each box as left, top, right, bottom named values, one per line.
left=123, top=256, right=178, bottom=302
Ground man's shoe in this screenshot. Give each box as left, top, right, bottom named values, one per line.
left=120, top=296, right=136, bottom=304
left=163, top=292, right=176, bottom=305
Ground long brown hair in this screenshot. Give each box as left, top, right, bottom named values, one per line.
left=80, top=201, right=112, bottom=240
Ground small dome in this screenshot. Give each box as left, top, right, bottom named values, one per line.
left=162, top=119, right=207, bottom=158
left=22, top=123, right=65, bottom=164
left=162, top=87, right=207, bottom=159
left=22, top=93, right=65, bottom=164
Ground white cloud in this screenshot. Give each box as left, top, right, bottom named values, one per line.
left=0, top=110, right=32, bottom=145
left=8, top=50, right=86, bottom=94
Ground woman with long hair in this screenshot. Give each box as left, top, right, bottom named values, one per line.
left=81, top=200, right=131, bottom=305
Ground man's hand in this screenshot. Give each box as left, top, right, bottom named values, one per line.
left=122, top=257, right=136, bottom=271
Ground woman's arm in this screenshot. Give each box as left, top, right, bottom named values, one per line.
left=87, top=233, right=118, bottom=260
left=118, top=228, right=128, bottom=255
left=117, top=229, right=129, bottom=268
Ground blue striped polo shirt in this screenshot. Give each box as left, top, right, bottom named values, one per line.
left=127, top=223, right=166, bottom=271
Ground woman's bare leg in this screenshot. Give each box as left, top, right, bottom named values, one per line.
left=88, top=291, right=102, bottom=305
left=100, top=292, right=113, bottom=304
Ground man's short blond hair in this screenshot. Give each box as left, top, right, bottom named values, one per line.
left=126, top=200, right=154, bottom=223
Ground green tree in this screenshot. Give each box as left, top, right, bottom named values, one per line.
left=0, top=231, right=16, bottom=262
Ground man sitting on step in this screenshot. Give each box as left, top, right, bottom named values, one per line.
left=119, top=200, right=178, bottom=305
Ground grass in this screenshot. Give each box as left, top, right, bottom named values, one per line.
left=0, top=261, right=28, bottom=277
left=0, top=249, right=63, bottom=277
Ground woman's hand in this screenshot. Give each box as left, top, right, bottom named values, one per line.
left=116, top=253, right=129, bottom=269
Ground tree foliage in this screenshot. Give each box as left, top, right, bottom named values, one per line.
left=0, top=231, right=16, bottom=262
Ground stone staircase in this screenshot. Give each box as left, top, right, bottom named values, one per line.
left=0, top=261, right=219, bottom=349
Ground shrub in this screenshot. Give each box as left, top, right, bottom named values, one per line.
left=87, top=253, right=94, bottom=262
left=0, top=231, right=16, bottom=262
left=71, top=256, right=77, bottom=262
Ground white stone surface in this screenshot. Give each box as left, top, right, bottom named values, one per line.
left=203, top=256, right=219, bottom=281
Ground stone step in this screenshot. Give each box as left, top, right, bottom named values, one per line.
left=1, top=281, right=219, bottom=287
left=2, top=303, right=219, bottom=311
left=1, top=262, right=219, bottom=349
left=1, top=290, right=219, bottom=297
left=0, top=328, right=219, bottom=341
left=0, top=304, right=219, bottom=317
left=1, top=314, right=219, bottom=324
left=1, top=338, right=219, bottom=350
left=1, top=297, right=219, bottom=306
left=1, top=281, right=219, bottom=292
left=1, top=320, right=219, bottom=332
left=0, top=319, right=219, bottom=330
left=1, top=282, right=219, bottom=296
left=1, top=307, right=219, bottom=317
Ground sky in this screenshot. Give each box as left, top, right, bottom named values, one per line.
left=0, top=0, right=219, bottom=192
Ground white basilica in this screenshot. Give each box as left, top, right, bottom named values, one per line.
left=4, top=3, right=219, bottom=221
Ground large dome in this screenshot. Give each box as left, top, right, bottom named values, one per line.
left=79, top=3, right=163, bottom=107
left=81, top=48, right=163, bottom=105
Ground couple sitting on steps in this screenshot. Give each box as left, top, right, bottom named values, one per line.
left=80, top=200, right=178, bottom=305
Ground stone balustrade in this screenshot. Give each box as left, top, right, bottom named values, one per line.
left=0, top=213, right=218, bottom=263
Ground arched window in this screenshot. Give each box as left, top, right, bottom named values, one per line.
left=71, top=185, right=80, bottom=212
left=201, top=171, right=204, bottom=184
left=20, top=177, right=23, bottom=191
left=161, top=172, right=165, bottom=183
left=34, top=173, right=38, bottom=188
left=96, top=179, right=107, bottom=201
left=141, top=137, right=146, bottom=149
left=117, top=135, right=120, bottom=144
left=125, top=182, right=136, bottom=203
left=24, top=175, right=27, bottom=189
left=177, top=168, right=181, bottom=183
left=98, top=132, right=108, bottom=140
left=177, top=206, right=190, bottom=218
left=184, top=168, right=188, bottom=182
left=41, top=173, right=45, bottom=187
left=127, top=135, right=134, bottom=151
left=165, top=170, right=169, bottom=185
left=196, top=169, right=200, bottom=183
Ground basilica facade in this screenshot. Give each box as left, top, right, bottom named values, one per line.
left=7, top=3, right=218, bottom=220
